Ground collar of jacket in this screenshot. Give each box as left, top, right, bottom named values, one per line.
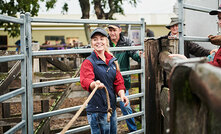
left=108, top=33, right=125, bottom=47
left=92, top=51, right=116, bottom=65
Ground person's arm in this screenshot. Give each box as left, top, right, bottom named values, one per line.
left=113, top=70, right=126, bottom=93
left=118, top=90, right=129, bottom=106
left=169, top=54, right=187, bottom=60
left=114, top=70, right=128, bottom=106
left=126, top=37, right=141, bottom=62
left=80, top=60, right=95, bottom=92
left=186, top=41, right=210, bottom=57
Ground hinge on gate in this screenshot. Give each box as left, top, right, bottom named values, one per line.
left=25, top=36, right=29, bottom=48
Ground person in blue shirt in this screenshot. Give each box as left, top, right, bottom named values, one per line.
left=15, top=40, right=21, bottom=52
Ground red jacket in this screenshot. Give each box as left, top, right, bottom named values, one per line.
left=209, top=46, right=221, bottom=67
left=80, top=51, right=125, bottom=94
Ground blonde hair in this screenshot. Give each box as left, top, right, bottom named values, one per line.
left=90, top=37, right=120, bottom=71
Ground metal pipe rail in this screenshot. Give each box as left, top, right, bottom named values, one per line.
left=183, top=4, right=214, bottom=13
left=63, top=111, right=144, bottom=134
left=34, top=105, right=82, bottom=120
left=0, top=87, right=25, bottom=102
left=118, top=111, right=144, bottom=121
left=184, top=36, right=209, bottom=42
left=33, top=77, right=80, bottom=88
left=32, top=46, right=143, bottom=56
left=31, top=18, right=142, bottom=25
left=0, top=54, right=25, bottom=62
left=128, top=129, right=144, bottom=134
left=64, top=126, right=144, bottom=134
left=5, top=120, right=26, bottom=134
left=0, top=14, right=24, bottom=24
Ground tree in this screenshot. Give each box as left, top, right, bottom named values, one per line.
left=0, top=0, right=138, bottom=38
left=0, top=0, right=38, bottom=37
left=92, top=0, right=137, bottom=20
left=79, top=0, right=91, bottom=43
left=79, top=0, right=138, bottom=43
left=0, top=0, right=65, bottom=37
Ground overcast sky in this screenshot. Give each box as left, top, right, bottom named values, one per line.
left=39, top=0, right=177, bottom=14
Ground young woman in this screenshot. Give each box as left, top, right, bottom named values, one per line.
left=80, top=28, right=129, bottom=134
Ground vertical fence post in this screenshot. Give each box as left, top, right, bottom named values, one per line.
left=178, top=0, right=184, bottom=54
left=145, top=38, right=161, bottom=134
left=20, top=14, right=27, bottom=134
left=140, top=18, right=146, bottom=133
left=25, top=12, right=34, bottom=134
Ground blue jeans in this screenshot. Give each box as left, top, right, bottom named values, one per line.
left=87, top=110, right=117, bottom=134
left=119, top=90, right=137, bottom=132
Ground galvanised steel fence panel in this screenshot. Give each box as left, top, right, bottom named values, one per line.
left=0, top=14, right=27, bottom=134
left=30, top=16, right=146, bottom=133
left=178, top=0, right=219, bottom=54
left=0, top=12, right=146, bottom=133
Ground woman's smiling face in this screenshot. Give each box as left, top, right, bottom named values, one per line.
left=91, top=33, right=108, bottom=52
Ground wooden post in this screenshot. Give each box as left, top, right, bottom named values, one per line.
left=158, top=38, right=179, bottom=133
left=189, top=64, right=221, bottom=134
left=38, top=62, right=50, bottom=134
left=169, top=62, right=221, bottom=134
left=145, top=39, right=161, bottom=134
left=0, top=50, right=8, bottom=73
left=2, top=103, right=10, bottom=132
left=169, top=64, right=206, bottom=134
left=144, top=38, right=178, bottom=134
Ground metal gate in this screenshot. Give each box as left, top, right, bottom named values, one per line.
left=178, top=0, right=219, bottom=54
left=0, top=13, right=145, bottom=134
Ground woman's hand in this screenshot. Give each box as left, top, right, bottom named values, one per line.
left=90, top=80, right=105, bottom=90
left=118, top=90, right=129, bottom=106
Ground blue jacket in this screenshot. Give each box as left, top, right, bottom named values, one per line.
left=86, top=52, right=117, bottom=113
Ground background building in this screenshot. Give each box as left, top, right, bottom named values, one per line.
left=0, top=13, right=176, bottom=51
